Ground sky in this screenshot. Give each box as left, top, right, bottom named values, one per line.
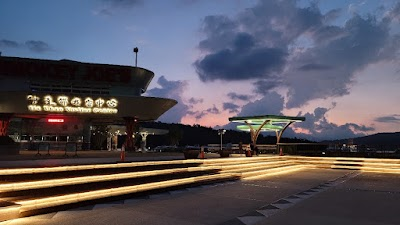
left=1, top=0, right=399, bottom=141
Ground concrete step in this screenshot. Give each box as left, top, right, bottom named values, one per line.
left=286, top=156, right=400, bottom=173
left=0, top=173, right=239, bottom=220
left=212, top=161, right=295, bottom=173
left=0, top=159, right=239, bottom=221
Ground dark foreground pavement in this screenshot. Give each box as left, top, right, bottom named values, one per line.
left=1, top=166, right=399, bottom=225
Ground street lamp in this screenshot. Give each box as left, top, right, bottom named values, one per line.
left=133, top=47, right=139, bottom=67
left=218, top=129, right=226, bottom=151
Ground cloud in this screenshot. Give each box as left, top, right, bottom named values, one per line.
left=291, top=107, right=375, bottom=140
left=146, top=76, right=189, bottom=123
left=387, top=2, right=400, bottom=22
left=253, top=78, right=282, bottom=95
left=297, top=63, right=333, bottom=71
left=375, top=115, right=400, bottom=123
left=192, top=104, right=221, bottom=119
left=194, top=43, right=287, bottom=81
left=238, top=91, right=284, bottom=116
left=103, top=0, right=143, bottom=8
left=227, top=92, right=252, bottom=101
left=206, top=104, right=220, bottom=114
left=0, top=39, right=19, bottom=48
left=285, top=13, right=398, bottom=108
left=0, top=39, right=52, bottom=53
left=95, top=0, right=143, bottom=15
left=194, top=0, right=400, bottom=108
left=188, top=97, right=203, bottom=104
left=25, top=40, right=51, bottom=53
left=223, top=102, right=240, bottom=113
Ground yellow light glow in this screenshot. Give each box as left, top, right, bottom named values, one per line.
left=16, top=173, right=237, bottom=213
left=243, top=165, right=306, bottom=180
left=0, top=167, right=217, bottom=192
left=26, top=94, right=119, bottom=114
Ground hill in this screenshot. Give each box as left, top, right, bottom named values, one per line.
left=141, top=121, right=313, bottom=148
left=322, top=132, right=400, bottom=146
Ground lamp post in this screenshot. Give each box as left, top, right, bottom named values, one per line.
left=218, top=129, right=226, bottom=151
left=133, top=47, right=139, bottom=67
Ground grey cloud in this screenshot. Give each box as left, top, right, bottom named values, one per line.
left=0, top=39, right=19, bottom=48
left=188, top=105, right=221, bottom=120
left=97, top=0, right=143, bottom=15
left=311, top=25, right=347, bottom=44
left=195, top=111, right=206, bottom=120
left=323, top=8, right=342, bottom=23
left=102, top=0, right=143, bottom=8
left=253, top=78, right=282, bottom=95
left=375, top=115, right=400, bottom=123
left=298, top=63, right=333, bottom=71
left=188, top=97, right=203, bottom=104
left=223, top=102, right=240, bottom=113
left=285, top=13, right=398, bottom=108
left=146, top=76, right=188, bottom=123
left=195, top=0, right=400, bottom=109
left=238, top=91, right=284, bottom=116
left=0, top=39, right=52, bottom=53
left=292, top=107, right=375, bottom=140
left=195, top=46, right=287, bottom=82
left=227, top=92, right=252, bottom=101
left=25, top=40, right=51, bottom=53
left=206, top=105, right=220, bottom=114
left=193, top=105, right=220, bottom=120
left=198, top=15, right=238, bottom=52
left=387, top=2, right=400, bottom=22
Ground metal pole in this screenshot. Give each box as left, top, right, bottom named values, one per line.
left=133, top=47, right=139, bottom=67
left=220, top=133, right=222, bottom=151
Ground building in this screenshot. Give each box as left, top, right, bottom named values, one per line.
left=0, top=56, right=177, bottom=153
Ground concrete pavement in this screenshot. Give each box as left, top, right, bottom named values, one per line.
left=1, top=153, right=399, bottom=225
left=4, top=167, right=397, bottom=225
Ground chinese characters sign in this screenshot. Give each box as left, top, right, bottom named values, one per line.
left=27, top=95, right=118, bottom=114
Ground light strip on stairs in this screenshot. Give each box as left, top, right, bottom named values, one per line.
left=15, top=173, right=237, bottom=213
left=0, top=160, right=196, bottom=176
left=242, top=165, right=306, bottom=180
left=0, top=167, right=215, bottom=192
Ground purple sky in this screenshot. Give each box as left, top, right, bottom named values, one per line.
left=1, top=0, right=400, bottom=140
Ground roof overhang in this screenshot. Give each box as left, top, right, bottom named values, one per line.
left=229, top=115, right=305, bottom=132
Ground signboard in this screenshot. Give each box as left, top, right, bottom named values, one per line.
left=27, top=94, right=118, bottom=114
left=47, top=118, right=64, bottom=123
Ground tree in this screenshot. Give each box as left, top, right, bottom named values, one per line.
left=167, top=126, right=183, bottom=146
left=90, top=125, right=110, bottom=150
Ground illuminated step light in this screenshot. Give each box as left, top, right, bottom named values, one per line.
left=0, top=160, right=194, bottom=176
left=0, top=167, right=216, bottom=192
left=242, top=165, right=306, bottom=180
left=0, top=202, right=21, bottom=222
left=16, top=173, right=238, bottom=213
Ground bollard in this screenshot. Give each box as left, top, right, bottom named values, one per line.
left=120, top=145, right=125, bottom=161
left=199, top=146, right=205, bottom=159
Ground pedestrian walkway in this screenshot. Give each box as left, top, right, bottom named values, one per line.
left=1, top=153, right=400, bottom=225
left=0, top=150, right=186, bottom=168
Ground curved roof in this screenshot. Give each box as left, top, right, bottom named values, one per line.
left=229, top=115, right=305, bottom=144
left=0, top=56, right=154, bottom=92
left=0, top=92, right=177, bottom=122
left=229, top=115, right=305, bottom=124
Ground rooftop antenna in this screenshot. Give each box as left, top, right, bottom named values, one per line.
left=133, top=47, right=139, bottom=67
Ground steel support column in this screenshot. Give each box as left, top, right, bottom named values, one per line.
left=123, top=117, right=138, bottom=152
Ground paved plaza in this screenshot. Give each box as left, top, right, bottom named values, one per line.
left=1, top=155, right=399, bottom=225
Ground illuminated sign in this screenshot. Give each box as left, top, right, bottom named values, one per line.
left=47, top=118, right=64, bottom=123
left=27, top=95, right=118, bottom=114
